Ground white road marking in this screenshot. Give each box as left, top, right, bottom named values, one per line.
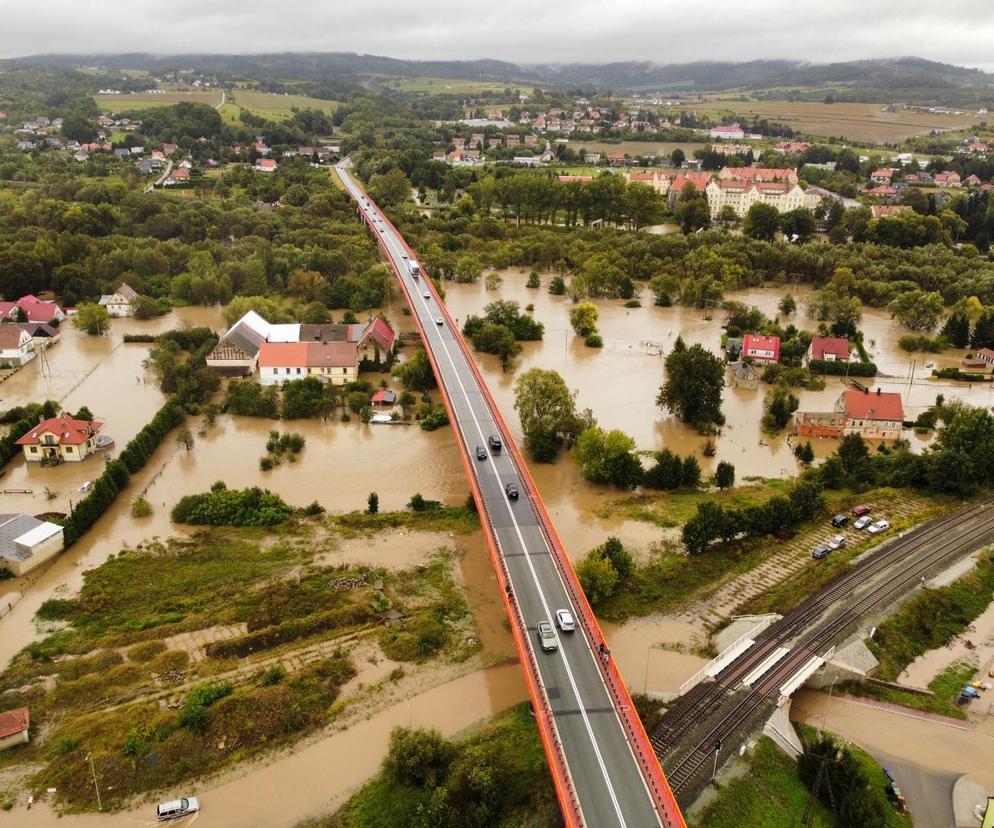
left=339, top=167, right=642, bottom=826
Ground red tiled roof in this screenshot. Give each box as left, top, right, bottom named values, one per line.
left=0, top=708, right=28, bottom=739
left=809, top=336, right=850, bottom=361
left=258, top=341, right=357, bottom=369
left=0, top=326, right=28, bottom=349
left=742, top=334, right=781, bottom=360
left=721, top=167, right=795, bottom=182
left=871, top=168, right=894, bottom=178
left=16, top=416, right=103, bottom=447
left=360, top=316, right=396, bottom=353
left=844, top=389, right=904, bottom=422
left=0, top=296, right=64, bottom=323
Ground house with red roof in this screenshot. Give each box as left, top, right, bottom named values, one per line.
left=742, top=334, right=781, bottom=364
left=16, top=415, right=104, bottom=463
left=0, top=296, right=65, bottom=325
left=0, top=707, right=29, bottom=750
left=870, top=169, right=894, bottom=184
left=371, top=389, right=397, bottom=407
left=966, top=174, right=983, bottom=187
left=934, top=171, right=961, bottom=187
left=254, top=158, right=277, bottom=173
left=258, top=341, right=359, bottom=387
left=797, top=388, right=904, bottom=440
left=806, top=336, right=851, bottom=364
left=719, top=166, right=798, bottom=186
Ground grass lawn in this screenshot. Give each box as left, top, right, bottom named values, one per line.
left=93, top=91, right=222, bottom=112
left=867, top=550, right=994, bottom=680
left=691, top=736, right=833, bottom=828
left=841, top=660, right=978, bottom=720
left=379, top=76, right=534, bottom=96
left=0, top=512, right=479, bottom=811
left=228, top=90, right=340, bottom=121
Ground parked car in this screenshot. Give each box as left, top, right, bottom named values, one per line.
left=868, top=519, right=890, bottom=535
left=537, top=621, right=558, bottom=651
left=555, top=608, right=575, bottom=632
left=488, top=434, right=503, bottom=452
left=812, top=545, right=831, bottom=560
left=157, top=797, right=199, bottom=821
left=854, top=515, right=873, bottom=530
left=504, top=482, right=519, bottom=500
left=852, top=504, right=871, bottom=517
left=827, top=534, right=847, bottom=550
left=476, top=446, right=487, bottom=461
left=831, top=514, right=849, bottom=528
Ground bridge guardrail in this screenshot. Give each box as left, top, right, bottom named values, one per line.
left=346, top=184, right=586, bottom=827
left=348, top=183, right=685, bottom=828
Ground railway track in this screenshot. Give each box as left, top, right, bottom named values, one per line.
left=656, top=499, right=994, bottom=795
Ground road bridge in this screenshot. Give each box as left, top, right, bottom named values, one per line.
left=337, top=161, right=685, bottom=828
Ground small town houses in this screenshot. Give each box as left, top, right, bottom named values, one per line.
left=0, top=326, right=36, bottom=367
left=16, top=415, right=105, bottom=463
left=207, top=311, right=396, bottom=384
left=741, top=334, right=781, bottom=364
left=97, top=282, right=139, bottom=317
left=0, top=295, right=65, bottom=325
left=797, top=388, right=905, bottom=441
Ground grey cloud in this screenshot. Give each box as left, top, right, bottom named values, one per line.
left=2, top=0, right=994, bottom=68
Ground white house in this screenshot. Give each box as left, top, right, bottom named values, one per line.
left=706, top=179, right=807, bottom=217
left=97, top=283, right=139, bottom=317
left=0, top=514, right=64, bottom=576
left=258, top=342, right=359, bottom=386
left=0, top=326, right=35, bottom=366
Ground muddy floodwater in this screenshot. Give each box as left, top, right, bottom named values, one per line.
left=13, top=661, right=528, bottom=828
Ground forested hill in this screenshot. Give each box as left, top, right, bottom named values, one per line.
left=9, top=53, right=994, bottom=104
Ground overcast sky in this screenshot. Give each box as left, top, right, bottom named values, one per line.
left=3, top=1, right=994, bottom=68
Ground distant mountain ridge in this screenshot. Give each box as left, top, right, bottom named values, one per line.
left=10, top=53, right=994, bottom=104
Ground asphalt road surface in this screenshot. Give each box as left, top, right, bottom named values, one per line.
left=338, top=161, right=667, bottom=828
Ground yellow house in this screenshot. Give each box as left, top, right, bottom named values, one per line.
left=16, top=415, right=103, bottom=463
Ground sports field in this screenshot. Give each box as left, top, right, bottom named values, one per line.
left=227, top=89, right=340, bottom=120
left=671, top=99, right=980, bottom=143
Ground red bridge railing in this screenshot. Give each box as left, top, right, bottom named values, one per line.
left=347, top=177, right=685, bottom=828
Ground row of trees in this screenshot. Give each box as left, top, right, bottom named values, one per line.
left=64, top=397, right=186, bottom=545
left=171, top=481, right=292, bottom=526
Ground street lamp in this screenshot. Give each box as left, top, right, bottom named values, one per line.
left=85, top=752, right=102, bottom=811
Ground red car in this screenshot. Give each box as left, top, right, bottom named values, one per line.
left=852, top=504, right=871, bottom=517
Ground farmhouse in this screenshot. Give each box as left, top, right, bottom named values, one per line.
left=0, top=295, right=65, bottom=325
left=97, top=282, right=139, bottom=317
left=0, top=327, right=35, bottom=366
left=16, top=415, right=104, bottom=463
left=806, top=336, right=851, bottom=363
left=206, top=311, right=271, bottom=376
left=258, top=342, right=359, bottom=386
left=796, top=389, right=904, bottom=441
left=0, top=515, right=64, bottom=576
left=255, top=158, right=277, bottom=173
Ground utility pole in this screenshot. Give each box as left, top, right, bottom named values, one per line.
left=86, top=752, right=102, bottom=811
left=711, top=739, right=722, bottom=783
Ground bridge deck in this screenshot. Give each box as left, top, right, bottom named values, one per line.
left=338, top=162, right=684, bottom=828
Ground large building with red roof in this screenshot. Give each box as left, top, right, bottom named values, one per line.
left=258, top=341, right=360, bottom=386
left=796, top=389, right=904, bottom=440
left=0, top=295, right=65, bottom=325
left=16, top=415, right=104, bottom=462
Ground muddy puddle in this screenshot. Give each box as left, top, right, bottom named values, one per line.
left=602, top=615, right=709, bottom=698
left=11, top=662, right=527, bottom=828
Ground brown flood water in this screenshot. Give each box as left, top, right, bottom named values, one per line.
left=13, top=662, right=527, bottom=828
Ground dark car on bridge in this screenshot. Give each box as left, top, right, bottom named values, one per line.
left=504, top=482, right=519, bottom=500
left=476, top=446, right=487, bottom=461
left=488, top=435, right=502, bottom=452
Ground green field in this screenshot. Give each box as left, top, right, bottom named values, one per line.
left=227, top=89, right=340, bottom=121
left=93, top=91, right=222, bottom=112
left=380, top=76, right=534, bottom=95
left=564, top=139, right=708, bottom=158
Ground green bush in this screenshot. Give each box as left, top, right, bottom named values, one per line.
left=807, top=359, right=877, bottom=377
left=585, top=333, right=604, bottom=348
left=420, top=408, right=449, bottom=431
left=225, top=381, right=280, bottom=417
left=130, top=496, right=152, bottom=518
left=171, top=482, right=292, bottom=526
